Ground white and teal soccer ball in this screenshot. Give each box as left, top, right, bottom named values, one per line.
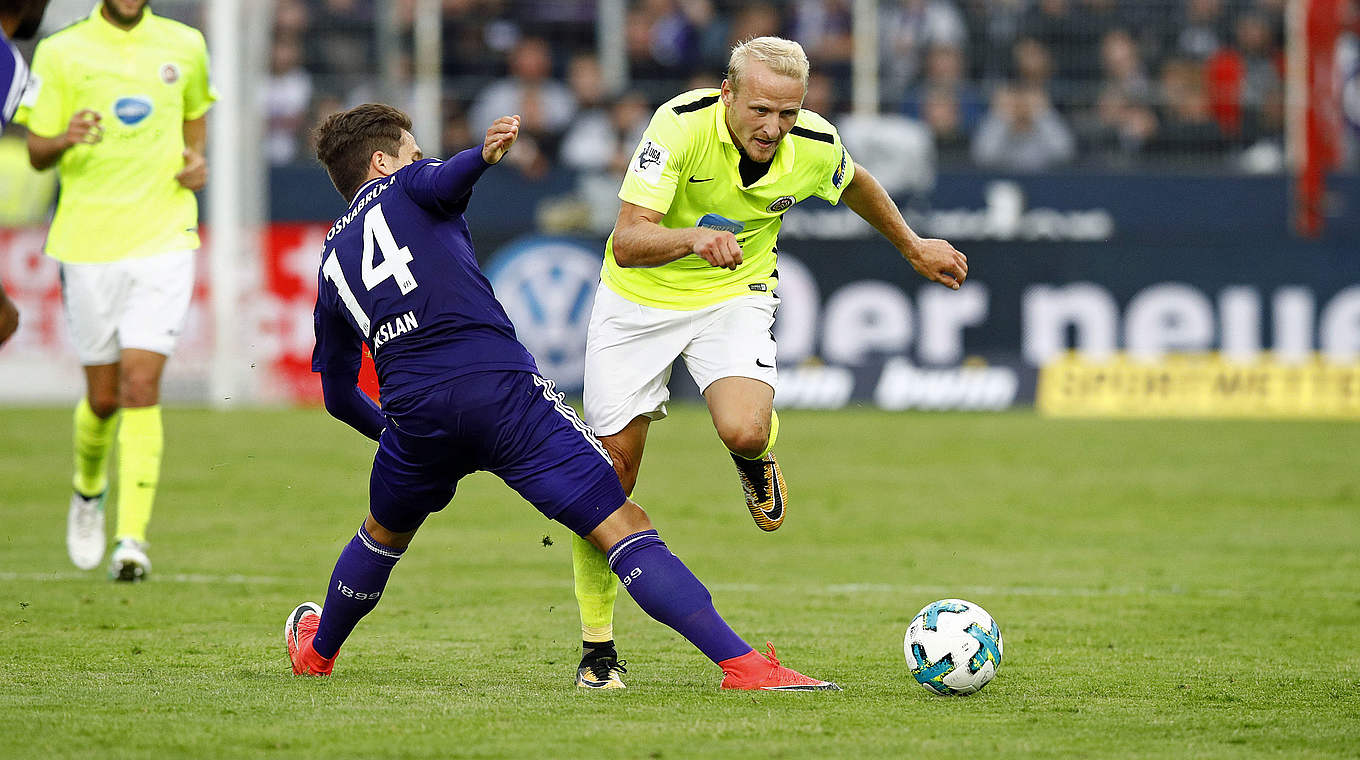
left=904, top=598, right=1003, bottom=696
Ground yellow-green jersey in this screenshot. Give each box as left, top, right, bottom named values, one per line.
left=16, top=6, right=215, bottom=263
left=604, top=88, right=854, bottom=310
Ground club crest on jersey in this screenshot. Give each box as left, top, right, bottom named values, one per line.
left=832, top=147, right=847, bottom=188
left=114, top=96, right=153, bottom=126
left=631, top=139, right=668, bottom=184
left=766, top=195, right=796, bottom=213
left=160, top=63, right=180, bottom=84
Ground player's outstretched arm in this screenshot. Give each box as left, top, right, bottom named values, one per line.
left=612, top=201, right=743, bottom=270
left=27, top=109, right=103, bottom=170
left=841, top=163, right=968, bottom=290
left=407, top=115, right=520, bottom=211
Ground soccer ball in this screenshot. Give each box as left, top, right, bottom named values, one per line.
left=904, top=598, right=1003, bottom=696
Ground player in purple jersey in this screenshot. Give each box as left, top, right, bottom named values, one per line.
left=284, top=103, right=839, bottom=691
left=0, top=0, right=50, bottom=347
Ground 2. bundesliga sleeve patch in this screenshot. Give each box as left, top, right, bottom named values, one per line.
left=631, top=138, right=669, bottom=185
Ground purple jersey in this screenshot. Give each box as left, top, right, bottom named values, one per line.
left=2, top=29, right=28, bottom=132
left=311, top=150, right=538, bottom=403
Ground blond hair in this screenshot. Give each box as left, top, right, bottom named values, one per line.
left=727, top=36, right=809, bottom=92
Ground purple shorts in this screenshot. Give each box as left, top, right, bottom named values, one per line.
left=369, top=370, right=625, bottom=536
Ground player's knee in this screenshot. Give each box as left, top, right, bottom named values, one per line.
left=587, top=499, right=653, bottom=552
left=88, top=394, right=119, bottom=419
left=118, top=371, right=161, bottom=408
left=602, top=441, right=641, bottom=495
left=717, top=422, right=768, bottom=460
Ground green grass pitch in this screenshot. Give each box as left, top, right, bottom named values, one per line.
left=1, top=405, right=1358, bottom=759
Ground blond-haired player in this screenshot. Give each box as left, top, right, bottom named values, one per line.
left=572, top=37, right=968, bottom=688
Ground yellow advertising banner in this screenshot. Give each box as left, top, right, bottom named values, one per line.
left=1037, top=353, right=1360, bottom=418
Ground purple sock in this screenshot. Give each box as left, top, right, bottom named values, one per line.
left=607, top=530, right=752, bottom=663
left=312, top=525, right=405, bottom=659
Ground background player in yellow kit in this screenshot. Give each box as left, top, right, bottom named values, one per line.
left=17, top=0, right=215, bottom=580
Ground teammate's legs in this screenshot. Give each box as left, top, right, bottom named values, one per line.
left=106, top=251, right=194, bottom=580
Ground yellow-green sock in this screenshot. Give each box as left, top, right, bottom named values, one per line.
left=572, top=533, right=618, bottom=644
left=115, top=405, right=163, bottom=543
left=73, top=398, right=118, bottom=497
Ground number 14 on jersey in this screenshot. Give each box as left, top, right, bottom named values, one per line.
left=321, top=203, right=419, bottom=335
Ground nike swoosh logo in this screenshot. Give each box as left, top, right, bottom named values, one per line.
left=688, top=176, right=714, bottom=183
left=756, top=359, right=774, bottom=368
left=761, top=467, right=784, bottom=521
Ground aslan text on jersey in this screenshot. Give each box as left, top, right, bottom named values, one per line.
left=374, top=310, right=419, bottom=350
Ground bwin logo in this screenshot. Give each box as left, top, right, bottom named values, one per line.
left=114, top=96, right=153, bottom=125
left=486, top=237, right=601, bottom=393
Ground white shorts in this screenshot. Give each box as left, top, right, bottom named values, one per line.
left=60, top=250, right=196, bottom=365
left=583, top=283, right=778, bottom=437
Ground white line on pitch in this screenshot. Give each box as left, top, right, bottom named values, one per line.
left=0, top=571, right=292, bottom=584
left=3, top=572, right=1351, bottom=601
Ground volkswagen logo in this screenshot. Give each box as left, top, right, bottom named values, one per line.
left=486, top=237, right=601, bottom=393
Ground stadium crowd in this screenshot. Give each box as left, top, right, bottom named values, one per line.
left=256, top=0, right=1330, bottom=176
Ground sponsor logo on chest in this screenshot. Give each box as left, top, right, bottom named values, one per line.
left=113, top=96, right=154, bottom=125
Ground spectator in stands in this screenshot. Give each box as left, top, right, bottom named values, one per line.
left=1077, top=0, right=1163, bottom=63
left=1074, top=85, right=1157, bottom=167
left=725, top=2, right=782, bottom=50
left=440, top=0, right=502, bottom=79
left=265, top=35, right=314, bottom=165
left=559, top=89, right=654, bottom=233
left=469, top=36, right=576, bottom=172
left=1149, top=57, right=1227, bottom=160
left=972, top=83, right=1076, bottom=171
left=789, top=0, right=856, bottom=81
left=1012, top=36, right=1068, bottom=107
left=1021, top=0, right=1084, bottom=81
left=625, top=6, right=665, bottom=81
left=275, top=0, right=309, bottom=40
left=1207, top=11, right=1283, bottom=142
left=800, top=71, right=845, bottom=122
left=559, top=53, right=650, bottom=174
left=959, top=0, right=1027, bottom=81
left=902, top=42, right=985, bottom=130
left=838, top=109, right=937, bottom=198
left=304, top=0, right=375, bottom=98
left=1099, top=28, right=1153, bottom=105
left=439, top=97, right=474, bottom=159
left=639, top=0, right=700, bottom=76
left=920, top=86, right=971, bottom=165
left=879, top=0, right=968, bottom=98
left=1172, top=0, right=1229, bottom=61
left=685, top=0, right=733, bottom=73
